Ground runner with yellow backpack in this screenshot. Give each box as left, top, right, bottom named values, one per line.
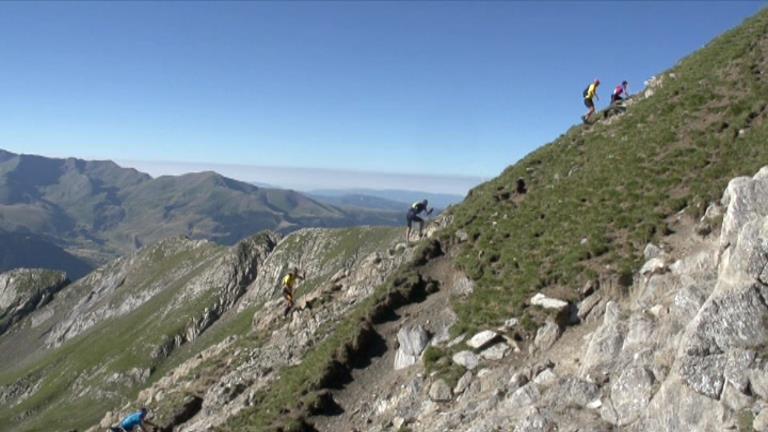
left=582, top=79, right=600, bottom=124
left=282, top=267, right=305, bottom=318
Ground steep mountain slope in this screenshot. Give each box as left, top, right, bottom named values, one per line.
left=304, top=167, right=768, bottom=432
left=0, top=150, right=402, bottom=274
left=0, top=226, right=408, bottom=432
left=0, top=268, right=68, bottom=336
left=215, top=8, right=768, bottom=431
left=443, top=8, right=768, bottom=335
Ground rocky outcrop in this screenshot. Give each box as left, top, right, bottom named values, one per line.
left=297, top=167, right=768, bottom=432
left=41, top=237, right=217, bottom=349
left=394, top=325, right=430, bottom=370
left=0, top=268, right=68, bottom=335
left=83, top=227, right=414, bottom=432
left=44, top=233, right=278, bottom=351
left=11, top=163, right=768, bottom=432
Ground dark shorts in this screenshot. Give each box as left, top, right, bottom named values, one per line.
left=283, top=285, right=294, bottom=302
left=584, top=98, right=594, bottom=109
left=406, top=211, right=423, bottom=228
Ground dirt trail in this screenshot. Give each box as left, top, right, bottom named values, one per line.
left=310, top=256, right=461, bottom=432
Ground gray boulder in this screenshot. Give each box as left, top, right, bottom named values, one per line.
left=533, top=321, right=561, bottom=352
left=603, top=366, right=655, bottom=426
left=452, top=351, right=479, bottom=370
left=755, top=409, right=768, bottom=432
left=467, top=330, right=500, bottom=350
left=577, top=293, right=602, bottom=321
left=480, top=343, right=510, bottom=361
left=0, top=269, right=68, bottom=335
left=394, top=325, right=430, bottom=370
left=429, top=379, right=452, bottom=402
left=503, top=383, right=541, bottom=409
left=530, top=293, right=568, bottom=310
left=581, top=302, right=625, bottom=376
left=643, top=243, right=664, bottom=260
left=453, top=371, right=473, bottom=395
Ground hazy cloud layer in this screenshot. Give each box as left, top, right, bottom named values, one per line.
left=118, top=160, right=486, bottom=195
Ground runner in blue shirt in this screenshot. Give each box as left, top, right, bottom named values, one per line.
left=109, top=407, right=157, bottom=432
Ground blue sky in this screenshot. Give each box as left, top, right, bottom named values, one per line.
left=0, top=1, right=764, bottom=193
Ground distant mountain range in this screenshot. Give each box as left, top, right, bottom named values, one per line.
left=308, top=193, right=408, bottom=212
left=309, top=188, right=464, bottom=210
left=0, top=149, right=401, bottom=276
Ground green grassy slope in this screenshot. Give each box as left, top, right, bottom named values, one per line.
left=444, top=9, right=768, bottom=334
left=0, top=240, right=228, bottom=432
left=224, top=240, right=441, bottom=432
left=0, top=227, right=403, bottom=432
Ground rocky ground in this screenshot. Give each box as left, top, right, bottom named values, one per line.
left=300, top=166, right=768, bottom=432
left=85, top=227, right=417, bottom=432
left=3, top=166, right=768, bottom=431
left=0, top=226, right=411, bottom=432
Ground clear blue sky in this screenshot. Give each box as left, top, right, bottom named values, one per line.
left=0, top=1, right=764, bottom=190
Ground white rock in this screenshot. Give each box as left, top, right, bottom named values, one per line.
left=755, top=409, right=768, bottom=432
left=394, top=325, right=430, bottom=370
left=452, top=351, right=479, bottom=370
left=533, top=368, right=558, bottom=386
left=530, top=293, right=568, bottom=310
left=640, top=257, right=667, bottom=276
left=429, top=379, right=452, bottom=402
left=394, top=349, right=418, bottom=371
left=447, top=334, right=466, bottom=347
left=397, top=325, right=430, bottom=356
left=647, top=304, right=666, bottom=318
left=480, top=342, right=509, bottom=361
left=586, top=399, right=603, bottom=409
left=533, top=321, right=562, bottom=351
left=577, top=294, right=602, bottom=321
left=453, top=371, right=473, bottom=395
left=643, top=243, right=663, bottom=260
left=503, top=318, right=519, bottom=330
left=467, top=330, right=500, bottom=350
left=504, top=383, right=541, bottom=408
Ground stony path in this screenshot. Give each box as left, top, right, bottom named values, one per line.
left=310, top=256, right=459, bottom=432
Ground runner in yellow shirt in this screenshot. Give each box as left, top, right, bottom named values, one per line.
left=282, top=267, right=304, bottom=317
left=582, top=79, right=600, bottom=123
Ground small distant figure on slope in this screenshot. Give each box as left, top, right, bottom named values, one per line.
left=605, top=80, right=630, bottom=119
left=581, top=79, right=600, bottom=124
left=611, top=80, right=630, bottom=105
left=516, top=177, right=527, bottom=194
left=282, top=267, right=305, bottom=318
left=406, top=199, right=433, bottom=241
left=109, top=407, right=157, bottom=432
